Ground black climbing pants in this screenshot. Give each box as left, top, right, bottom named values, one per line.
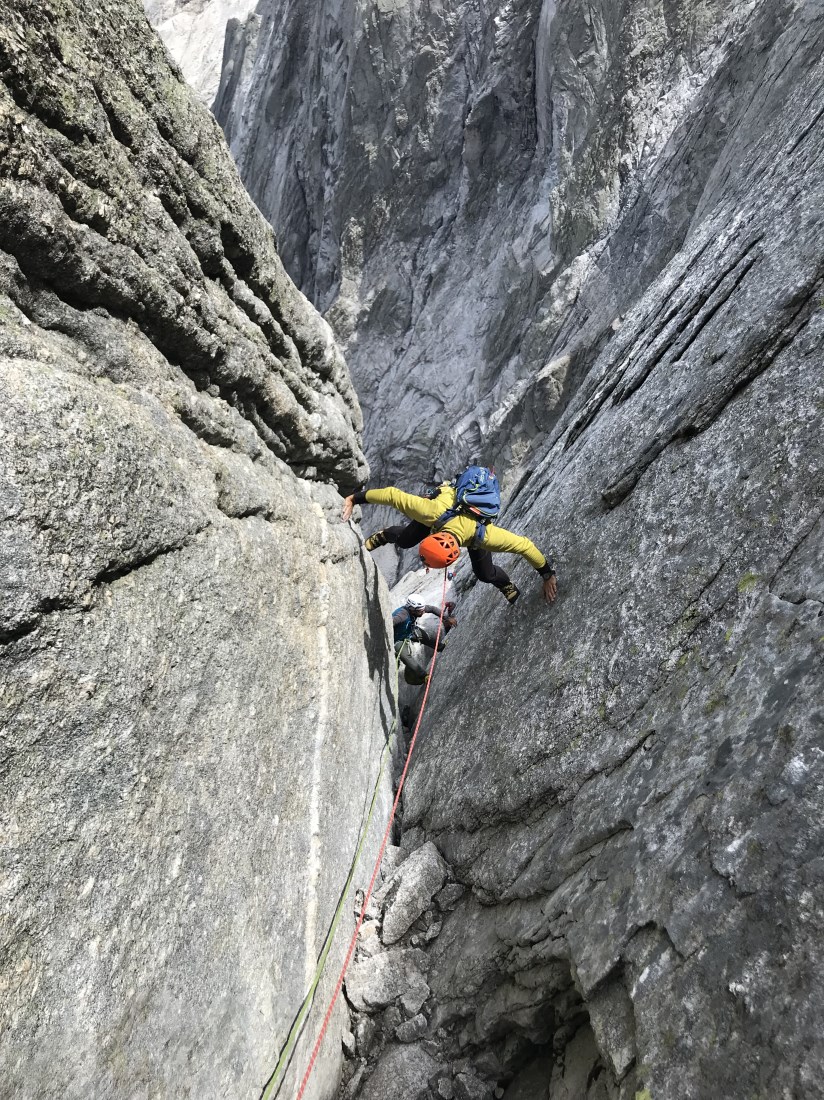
left=380, top=522, right=512, bottom=589
left=383, top=520, right=430, bottom=549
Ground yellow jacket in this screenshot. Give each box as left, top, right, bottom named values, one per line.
left=363, top=484, right=549, bottom=571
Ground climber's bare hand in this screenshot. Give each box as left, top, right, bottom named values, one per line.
left=342, top=495, right=355, bottom=522
left=543, top=575, right=558, bottom=603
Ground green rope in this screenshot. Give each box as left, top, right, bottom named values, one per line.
left=259, top=643, right=406, bottom=1100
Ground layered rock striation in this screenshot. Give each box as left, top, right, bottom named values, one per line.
left=327, top=3, right=824, bottom=1096
left=214, top=0, right=816, bottom=504
left=6, top=0, right=824, bottom=1097
left=0, top=3, right=391, bottom=1098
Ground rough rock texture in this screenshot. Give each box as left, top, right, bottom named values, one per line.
left=214, top=0, right=814, bottom=507
left=144, top=0, right=257, bottom=106
left=0, top=3, right=391, bottom=1099
left=357, top=1043, right=437, bottom=1100
left=377, top=840, right=448, bottom=944
left=345, top=947, right=430, bottom=1013
left=12, top=0, right=824, bottom=1096
left=395, top=6, right=824, bottom=1097
left=200, top=0, right=824, bottom=1096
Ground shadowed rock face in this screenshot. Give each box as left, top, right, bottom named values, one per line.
left=214, top=0, right=815, bottom=495
left=210, top=0, right=824, bottom=1095
left=0, top=3, right=390, bottom=1098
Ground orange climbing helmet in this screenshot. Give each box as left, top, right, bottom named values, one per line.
left=419, top=532, right=460, bottom=569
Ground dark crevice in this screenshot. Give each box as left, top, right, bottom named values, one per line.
left=772, top=593, right=824, bottom=609
left=662, top=551, right=734, bottom=634
left=3, top=237, right=339, bottom=478
left=220, top=221, right=256, bottom=280
left=228, top=279, right=295, bottom=361
left=603, top=730, right=658, bottom=779
left=0, top=595, right=80, bottom=647
left=94, top=87, right=136, bottom=150
left=93, top=529, right=210, bottom=587
left=0, top=53, right=97, bottom=144
left=570, top=820, right=634, bottom=860
left=767, top=509, right=824, bottom=595
left=0, top=617, right=43, bottom=646
left=562, top=233, right=721, bottom=453
left=611, top=236, right=763, bottom=406
left=216, top=503, right=270, bottom=522
left=174, top=402, right=243, bottom=451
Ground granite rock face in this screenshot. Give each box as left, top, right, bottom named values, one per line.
left=213, top=0, right=824, bottom=1096
left=214, top=0, right=812, bottom=501
left=6, top=0, right=824, bottom=1098
left=378, top=840, right=448, bottom=944
left=342, top=3, right=823, bottom=1095
left=0, top=3, right=390, bottom=1099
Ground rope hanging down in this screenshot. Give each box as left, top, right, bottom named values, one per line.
left=295, top=572, right=449, bottom=1100
left=259, top=641, right=411, bottom=1100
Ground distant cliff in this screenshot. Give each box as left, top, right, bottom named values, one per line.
left=145, top=0, right=257, bottom=105
left=214, top=0, right=821, bottom=497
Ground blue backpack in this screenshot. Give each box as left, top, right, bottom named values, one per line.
left=432, top=465, right=501, bottom=543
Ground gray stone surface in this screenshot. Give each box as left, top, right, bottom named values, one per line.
left=214, top=0, right=810, bottom=516
left=345, top=947, right=430, bottom=1013
left=435, top=883, right=466, bottom=912
left=244, top=0, right=824, bottom=1095
left=357, top=919, right=383, bottom=958
left=395, top=1012, right=428, bottom=1043
left=6, top=0, right=824, bottom=1098
left=0, top=3, right=389, bottom=1099
left=398, top=5, right=824, bottom=1096
left=454, top=1070, right=494, bottom=1100
left=357, top=1043, right=437, bottom=1100
left=381, top=842, right=408, bottom=875
left=379, top=840, right=449, bottom=945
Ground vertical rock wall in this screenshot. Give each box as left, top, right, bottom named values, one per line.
left=0, top=2, right=391, bottom=1097
left=338, top=4, right=824, bottom=1096
left=210, top=0, right=824, bottom=1096
left=214, top=0, right=808, bottom=493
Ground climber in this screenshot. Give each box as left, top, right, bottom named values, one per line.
left=393, top=594, right=456, bottom=646
left=342, top=473, right=557, bottom=605
left=393, top=595, right=457, bottom=685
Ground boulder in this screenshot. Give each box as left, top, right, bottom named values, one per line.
left=380, top=841, right=449, bottom=945
left=359, top=1044, right=438, bottom=1100
left=345, top=948, right=430, bottom=1013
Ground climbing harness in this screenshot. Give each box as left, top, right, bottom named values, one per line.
left=294, top=573, right=449, bottom=1100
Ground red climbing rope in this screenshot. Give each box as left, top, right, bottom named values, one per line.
left=295, top=572, right=449, bottom=1100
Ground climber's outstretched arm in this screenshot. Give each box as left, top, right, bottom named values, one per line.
left=483, top=525, right=558, bottom=603
left=342, top=487, right=441, bottom=526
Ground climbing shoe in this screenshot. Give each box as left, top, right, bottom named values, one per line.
left=364, top=530, right=389, bottom=552
left=501, top=582, right=520, bottom=605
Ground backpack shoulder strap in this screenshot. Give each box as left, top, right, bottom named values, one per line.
left=470, top=521, right=487, bottom=545
left=431, top=507, right=459, bottom=532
